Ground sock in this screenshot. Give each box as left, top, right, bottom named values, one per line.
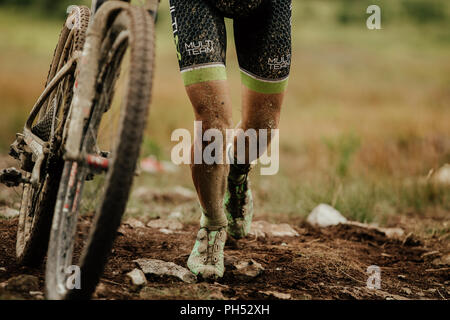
left=199, top=206, right=228, bottom=231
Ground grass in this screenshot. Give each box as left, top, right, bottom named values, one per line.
left=0, top=1, right=449, bottom=226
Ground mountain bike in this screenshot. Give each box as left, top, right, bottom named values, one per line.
left=0, top=0, right=159, bottom=299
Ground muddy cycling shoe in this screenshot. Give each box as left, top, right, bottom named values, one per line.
left=224, top=163, right=254, bottom=239
left=187, top=227, right=227, bottom=280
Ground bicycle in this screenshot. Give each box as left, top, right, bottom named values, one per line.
left=0, top=0, right=159, bottom=300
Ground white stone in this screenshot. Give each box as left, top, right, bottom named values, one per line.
left=401, top=287, right=412, bottom=295
left=432, top=164, right=450, bottom=185
left=307, top=204, right=347, bottom=227
left=126, top=268, right=147, bottom=287
left=134, top=258, right=197, bottom=284
left=168, top=211, right=183, bottom=220
left=159, top=228, right=174, bottom=235
left=147, top=218, right=183, bottom=230
left=171, top=186, right=196, bottom=200
left=249, top=221, right=299, bottom=238
left=346, top=221, right=405, bottom=239
left=124, top=218, right=145, bottom=228
left=232, top=259, right=264, bottom=281
left=378, top=227, right=405, bottom=238
left=0, top=207, right=19, bottom=219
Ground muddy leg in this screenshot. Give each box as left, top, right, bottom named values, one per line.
left=234, top=86, right=285, bottom=163
left=186, top=80, right=232, bottom=230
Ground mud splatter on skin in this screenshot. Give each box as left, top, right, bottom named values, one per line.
left=234, top=88, right=284, bottom=161
left=186, top=80, right=232, bottom=226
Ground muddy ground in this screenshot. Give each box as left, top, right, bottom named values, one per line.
left=0, top=213, right=449, bottom=300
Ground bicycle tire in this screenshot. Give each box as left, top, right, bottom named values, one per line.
left=16, top=6, right=90, bottom=267
left=45, top=5, right=155, bottom=300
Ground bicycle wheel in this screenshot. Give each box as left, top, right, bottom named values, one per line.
left=16, top=6, right=90, bottom=266
left=45, top=5, right=155, bottom=300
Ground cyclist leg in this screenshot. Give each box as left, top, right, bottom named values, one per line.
left=233, top=0, right=292, bottom=163
left=223, top=0, right=292, bottom=238
left=169, top=0, right=230, bottom=279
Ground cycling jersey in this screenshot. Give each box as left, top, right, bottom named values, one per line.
left=169, top=0, right=292, bottom=94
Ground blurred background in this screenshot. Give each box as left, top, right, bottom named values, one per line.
left=0, top=0, right=449, bottom=231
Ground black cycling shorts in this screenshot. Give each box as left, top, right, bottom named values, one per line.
left=169, top=0, right=292, bottom=94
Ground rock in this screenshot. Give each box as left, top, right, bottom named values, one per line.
left=432, top=253, right=450, bottom=266
left=126, top=268, right=147, bottom=290
left=147, top=218, right=183, bottom=231
left=347, top=221, right=405, bottom=239
left=134, top=258, right=197, bottom=284
left=134, top=186, right=196, bottom=203
left=260, top=291, right=291, bottom=300
left=168, top=211, right=183, bottom=220
left=378, top=227, right=405, bottom=239
left=232, top=259, right=264, bottom=281
left=224, top=256, right=239, bottom=269
left=29, top=291, right=44, bottom=300
left=159, top=228, right=174, bottom=235
left=307, top=204, right=347, bottom=227
left=402, top=287, right=412, bottom=295
left=124, top=218, right=145, bottom=229
left=249, top=221, right=299, bottom=238
left=6, top=275, right=39, bottom=293
left=171, top=186, right=196, bottom=200
left=0, top=207, right=20, bottom=219
left=29, top=291, right=42, bottom=295
left=431, top=164, right=450, bottom=185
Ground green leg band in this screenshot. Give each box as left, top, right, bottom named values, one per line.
left=240, top=70, right=289, bottom=94
left=181, top=64, right=227, bottom=86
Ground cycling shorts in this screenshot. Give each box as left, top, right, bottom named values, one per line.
left=169, top=0, right=292, bottom=94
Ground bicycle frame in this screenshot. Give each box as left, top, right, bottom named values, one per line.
left=18, top=49, right=80, bottom=188
left=13, top=0, right=159, bottom=187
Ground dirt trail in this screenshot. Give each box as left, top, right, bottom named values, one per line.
left=0, top=215, right=448, bottom=300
